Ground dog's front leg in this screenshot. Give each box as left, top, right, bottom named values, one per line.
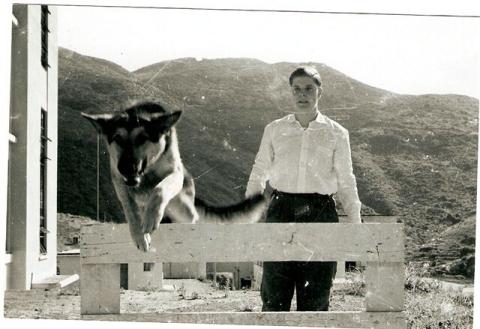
left=143, top=169, right=184, bottom=233
left=129, top=220, right=151, bottom=252
left=120, top=201, right=152, bottom=252
left=113, top=180, right=152, bottom=251
left=125, top=204, right=152, bottom=252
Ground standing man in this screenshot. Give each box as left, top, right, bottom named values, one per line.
left=246, top=66, right=362, bottom=311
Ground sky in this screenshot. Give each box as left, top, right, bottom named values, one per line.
left=56, top=4, right=480, bottom=98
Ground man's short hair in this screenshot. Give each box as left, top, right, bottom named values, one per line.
left=289, top=66, right=322, bottom=87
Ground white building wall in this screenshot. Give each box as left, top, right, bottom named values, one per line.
left=30, top=5, right=58, bottom=286
left=128, top=263, right=164, bottom=290
left=57, top=253, right=81, bottom=275
left=207, top=262, right=253, bottom=290
left=8, top=4, right=30, bottom=290
left=7, top=4, right=57, bottom=290
left=164, top=262, right=203, bottom=279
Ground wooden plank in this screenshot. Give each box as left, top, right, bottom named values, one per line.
left=355, top=215, right=401, bottom=267
left=339, top=215, right=399, bottom=223
left=365, top=262, right=404, bottom=312
left=361, top=216, right=400, bottom=224
left=81, top=264, right=120, bottom=315
left=82, top=311, right=406, bottom=328
left=31, top=274, right=79, bottom=289
left=81, top=223, right=404, bottom=264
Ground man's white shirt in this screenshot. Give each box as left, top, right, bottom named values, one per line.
left=246, top=112, right=362, bottom=223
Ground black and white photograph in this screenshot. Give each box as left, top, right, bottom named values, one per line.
left=1, top=1, right=479, bottom=328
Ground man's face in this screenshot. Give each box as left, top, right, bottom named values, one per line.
left=291, top=75, right=321, bottom=113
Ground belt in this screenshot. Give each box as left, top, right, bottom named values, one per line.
left=272, top=189, right=334, bottom=200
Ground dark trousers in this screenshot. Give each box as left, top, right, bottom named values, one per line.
left=261, top=191, right=338, bottom=311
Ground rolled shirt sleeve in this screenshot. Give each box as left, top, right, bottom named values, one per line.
left=333, top=129, right=362, bottom=223
left=246, top=124, right=274, bottom=197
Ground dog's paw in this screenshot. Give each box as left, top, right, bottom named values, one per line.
left=132, top=232, right=151, bottom=252
left=143, top=214, right=163, bottom=234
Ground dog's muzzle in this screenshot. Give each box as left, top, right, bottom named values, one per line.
left=124, top=175, right=141, bottom=187
left=118, top=158, right=146, bottom=187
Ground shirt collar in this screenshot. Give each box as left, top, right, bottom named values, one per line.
left=287, top=111, right=328, bottom=127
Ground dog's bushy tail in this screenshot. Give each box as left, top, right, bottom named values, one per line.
left=195, top=194, right=267, bottom=224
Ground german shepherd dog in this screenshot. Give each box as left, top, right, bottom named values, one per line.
left=82, top=102, right=266, bottom=252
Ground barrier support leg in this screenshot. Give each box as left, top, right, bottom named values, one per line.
left=365, top=262, right=406, bottom=328
left=81, top=264, right=120, bottom=315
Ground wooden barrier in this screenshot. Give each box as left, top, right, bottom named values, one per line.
left=80, top=222, right=406, bottom=328
left=334, top=215, right=400, bottom=280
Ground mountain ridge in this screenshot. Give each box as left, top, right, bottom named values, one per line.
left=57, top=47, right=477, bottom=277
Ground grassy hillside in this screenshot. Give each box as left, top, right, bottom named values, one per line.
left=57, top=48, right=477, bottom=276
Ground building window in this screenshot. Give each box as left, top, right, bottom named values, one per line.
left=41, top=5, right=50, bottom=69
left=40, top=109, right=48, bottom=254
left=144, top=263, right=155, bottom=272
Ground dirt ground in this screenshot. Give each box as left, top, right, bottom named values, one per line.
left=3, top=279, right=363, bottom=320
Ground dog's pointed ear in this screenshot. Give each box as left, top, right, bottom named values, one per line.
left=148, top=111, right=182, bottom=132
left=81, top=112, right=117, bottom=134
left=144, top=111, right=182, bottom=142
left=163, top=111, right=182, bottom=129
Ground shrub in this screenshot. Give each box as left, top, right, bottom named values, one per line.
left=336, top=267, right=366, bottom=297
left=405, top=262, right=473, bottom=328
left=405, top=262, right=441, bottom=293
